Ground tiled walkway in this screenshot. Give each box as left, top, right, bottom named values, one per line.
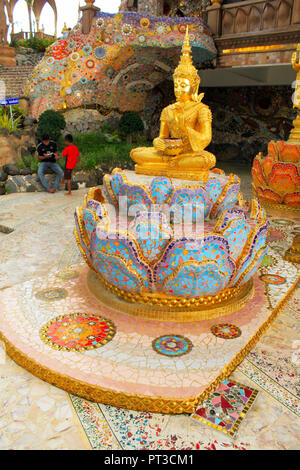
left=0, top=173, right=299, bottom=450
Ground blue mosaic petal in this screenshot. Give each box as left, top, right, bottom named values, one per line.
left=164, top=261, right=230, bottom=297
left=149, top=177, right=173, bottom=204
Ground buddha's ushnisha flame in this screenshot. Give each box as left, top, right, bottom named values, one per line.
left=173, top=26, right=200, bottom=82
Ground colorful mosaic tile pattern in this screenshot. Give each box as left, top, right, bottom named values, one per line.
left=56, top=269, right=80, bottom=280
left=192, top=380, right=259, bottom=438
left=210, top=323, right=242, bottom=340
left=152, top=335, right=193, bottom=357
left=40, top=313, right=116, bottom=351
left=260, top=274, right=286, bottom=285
left=28, top=11, right=216, bottom=118
left=35, top=288, right=67, bottom=302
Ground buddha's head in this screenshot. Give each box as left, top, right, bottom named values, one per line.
left=173, top=27, right=200, bottom=102
left=174, top=76, right=200, bottom=102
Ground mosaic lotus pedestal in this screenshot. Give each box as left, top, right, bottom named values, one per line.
left=252, top=140, right=300, bottom=219
left=75, top=169, right=268, bottom=320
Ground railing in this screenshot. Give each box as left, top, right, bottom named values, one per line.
left=207, top=0, right=300, bottom=39
left=11, top=31, right=55, bottom=42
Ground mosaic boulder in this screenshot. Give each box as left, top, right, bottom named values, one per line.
left=26, top=11, right=216, bottom=118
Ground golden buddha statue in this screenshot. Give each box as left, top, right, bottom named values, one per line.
left=131, top=27, right=216, bottom=181
left=288, top=43, right=300, bottom=144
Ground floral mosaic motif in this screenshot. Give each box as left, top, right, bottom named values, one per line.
left=35, top=288, right=67, bottom=302
left=74, top=177, right=268, bottom=299
left=252, top=141, right=300, bottom=207
left=152, top=334, right=193, bottom=357
left=93, top=252, right=143, bottom=292
left=260, top=254, right=276, bottom=267
left=40, top=313, right=116, bottom=351
left=56, top=269, right=79, bottom=280
left=259, top=274, right=286, bottom=285
left=272, top=219, right=294, bottom=226
left=192, top=380, right=258, bottom=438
left=267, top=227, right=286, bottom=243
left=210, top=323, right=242, bottom=339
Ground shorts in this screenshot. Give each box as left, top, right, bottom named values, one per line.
left=64, top=169, right=73, bottom=180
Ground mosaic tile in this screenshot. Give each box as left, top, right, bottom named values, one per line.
left=192, top=379, right=259, bottom=438
left=40, top=313, right=116, bottom=351
left=152, top=335, right=193, bottom=357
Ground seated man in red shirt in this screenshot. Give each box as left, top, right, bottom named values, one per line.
left=61, top=134, right=80, bottom=195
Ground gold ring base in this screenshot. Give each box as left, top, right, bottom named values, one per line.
left=87, top=271, right=254, bottom=322
left=253, top=193, right=300, bottom=219
left=135, top=164, right=210, bottom=182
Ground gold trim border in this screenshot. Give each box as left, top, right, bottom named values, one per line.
left=88, top=271, right=255, bottom=322
left=0, top=276, right=298, bottom=414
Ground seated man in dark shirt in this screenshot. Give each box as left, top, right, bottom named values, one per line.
left=37, top=134, right=63, bottom=193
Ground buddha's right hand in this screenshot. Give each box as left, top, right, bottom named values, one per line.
left=153, top=137, right=167, bottom=152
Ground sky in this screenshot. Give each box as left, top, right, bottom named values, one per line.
left=11, top=0, right=121, bottom=37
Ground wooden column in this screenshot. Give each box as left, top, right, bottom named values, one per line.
left=206, top=3, right=223, bottom=37
left=292, top=0, right=300, bottom=24
left=80, top=4, right=100, bottom=34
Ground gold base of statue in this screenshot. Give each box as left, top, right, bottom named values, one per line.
left=135, top=164, right=210, bottom=182
left=87, top=270, right=254, bottom=322
left=0, top=45, right=16, bottom=66
left=288, top=115, right=300, bottom=144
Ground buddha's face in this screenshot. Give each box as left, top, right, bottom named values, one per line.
left=174, top=77, right=193, bottom=102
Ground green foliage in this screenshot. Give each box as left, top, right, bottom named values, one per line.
left=67, top=131, right=150, bottom=171
left=14, top=36, right=55, bottom=52
left=16, top=155, right=39, bottom=173
left=37, top=110, right=66, bottom=142
left=16, top=131, right=151, bottom=172
left=118, top=112, right=144, bottom=138
left=11, top=105, right=26, bottom=119
left=0, top=108, right=22, bottom=132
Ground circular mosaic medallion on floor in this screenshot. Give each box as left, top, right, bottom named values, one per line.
left=152, top=335, right=193, bottom=357
left=260, top=274, right=286, bottom=285
left=35, top=288, right=67, bottom=301
left=260, top=254, right=277, bottom=267
left=40, top=313, right=116, bottom=351
left=210, top=323, right=241, bottom=339
left=272, top=219, right=294, bottom=227
left=267, top=228, right=286, bottom=243
left=56, top=270, right=79, bottom=280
